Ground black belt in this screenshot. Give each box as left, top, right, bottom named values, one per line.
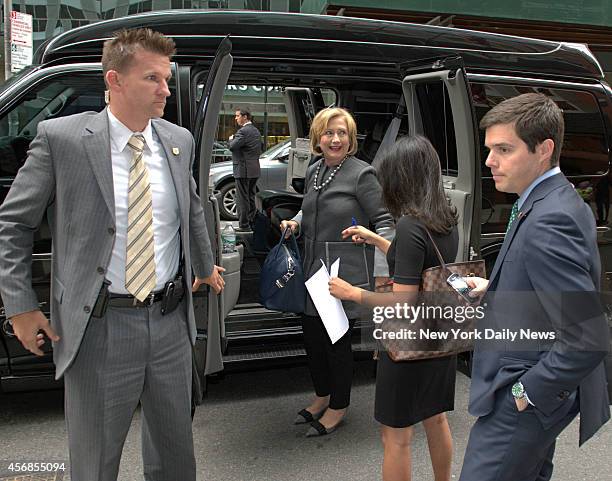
left=107, top=290, right=165, bottom=308
left=92, top=276, right=185, bottom=317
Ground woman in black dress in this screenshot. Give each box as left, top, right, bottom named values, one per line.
left=330, top=135, right=458, bottom=481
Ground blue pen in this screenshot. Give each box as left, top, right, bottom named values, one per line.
left=349, top=217, right=358, bottom=244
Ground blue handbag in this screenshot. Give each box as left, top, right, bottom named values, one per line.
left=259, top=227, right=306, bottom=313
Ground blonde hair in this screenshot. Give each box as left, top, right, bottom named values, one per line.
left=309, top=107, right=358, bottom=156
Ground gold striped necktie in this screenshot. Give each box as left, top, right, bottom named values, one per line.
left=125, top=134, right=157, bottom=301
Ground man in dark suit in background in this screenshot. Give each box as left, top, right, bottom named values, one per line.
left=229, top=108, right=262, bottom=231
left=459, top=93, right=610, bottom=481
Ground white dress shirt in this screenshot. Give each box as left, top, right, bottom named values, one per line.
left=106, top=108, right=180, bottom=294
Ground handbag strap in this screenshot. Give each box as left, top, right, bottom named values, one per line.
left=423, top=226, right=449, bottom=273
left=272, top=227, right=301, bottom=289
left=280, top=226, right=301, bottom=262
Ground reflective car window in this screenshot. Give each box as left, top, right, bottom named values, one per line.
left=471, top=82, right=610, bottom=232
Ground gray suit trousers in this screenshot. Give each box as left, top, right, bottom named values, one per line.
left=63, top=300, right=195, bottom=481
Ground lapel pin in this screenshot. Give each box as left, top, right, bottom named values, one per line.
left=172, top=147, right=180, bottom=156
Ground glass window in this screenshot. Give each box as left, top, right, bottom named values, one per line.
left=0, top=71, right=179, bottom=178
left=347, top=87, right=407, bottom=164
left=414, top=80, right=458, bottom=176
left=0, top=74, right=105, bottom=177
left=471, top=82, right=610, bottom=232
left=0, top=73, right=102, bottom=273
left=196, top=83, right=336, bottom=159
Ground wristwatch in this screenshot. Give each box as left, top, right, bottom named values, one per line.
left=512, top=381, right=526, bottom=401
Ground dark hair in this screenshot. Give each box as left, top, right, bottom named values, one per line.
left=102, top=28, right=176, bottom=78
left=377, top=135, right=457, bottom=234
left=236, top=108, right=252, bottom=121
left=480, top=93, right=564, bottom=167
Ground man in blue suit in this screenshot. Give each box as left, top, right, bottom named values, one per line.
left=459, top=93, right=610, bottom=481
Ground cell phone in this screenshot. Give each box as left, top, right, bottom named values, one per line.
left=446, top=273, right=477, bottom=304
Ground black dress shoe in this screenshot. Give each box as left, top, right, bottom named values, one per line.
left=305, top=419, right=343, bottom=437
left=293, top=408, right=324, bottom=425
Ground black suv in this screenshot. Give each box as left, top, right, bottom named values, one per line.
left=1, top=10, right=611, bottom=396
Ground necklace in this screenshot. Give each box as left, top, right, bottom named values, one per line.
left=312, top=155, right=348, bottom=191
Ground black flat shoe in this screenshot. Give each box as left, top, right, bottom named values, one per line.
left=305, top=419, right=343, bottom=437
left=293, top=408, right=324, bottom=425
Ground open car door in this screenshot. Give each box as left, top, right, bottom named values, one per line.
left=401, top=57, right=481, bottom=262
left=191, top=37, right=237, bottom=393
left=283, top=88, right=327, bottom=193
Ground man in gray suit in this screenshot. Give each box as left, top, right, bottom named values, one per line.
left=459, top=93, right=610, bottom=481
left=229, top=108, right=262, bottom=231
left=0, top=29, right=225, bottom=481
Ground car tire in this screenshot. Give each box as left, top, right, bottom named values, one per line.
left=218, top=181, right=238, bottom=220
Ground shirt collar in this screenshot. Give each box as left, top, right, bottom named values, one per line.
left=517, top=166, right=561, bottom=209
left=107, top=108, right=154, bottom=153
left=242, top=121, right=252, bottom=126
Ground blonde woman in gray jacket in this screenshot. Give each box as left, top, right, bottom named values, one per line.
left=281, top=107, right=394, bottom=437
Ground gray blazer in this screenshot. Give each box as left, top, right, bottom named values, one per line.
left=293, top=156, right=394, bottom=318
left=0, top=109, right=215, bottom=378
left=469, top=173, right=610, bottom=445
left=229, top=122, right=262, bottom=178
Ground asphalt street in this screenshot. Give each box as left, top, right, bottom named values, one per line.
left=0, top=360, right=610, bottom=481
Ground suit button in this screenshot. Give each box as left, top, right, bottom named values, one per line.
left=84, top=305, right=91, bottom=313
left=558, top=390, right=570, bottom=400
left=97, top=267, right=105, bottom=275
left=108, top=227, right=115, bottom=235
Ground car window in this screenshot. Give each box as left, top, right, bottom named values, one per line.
left=0, top=65, right=37, bottom=97
left=414, top=80, right=458, bottom=177
left=0, top=74, right=106, bottom=177
left=343, top=84, right=408, bottom=165
left=471, top=83, right=609, bottom=178
left=261, top=139, right=290, bottom=159
left=196, top=83, right=336, bottom=151
left=471, top=82, right=611, bottom=233
left=0, top=71, right=179, bottom=178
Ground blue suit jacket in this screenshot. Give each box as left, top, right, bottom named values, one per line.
left=469, top=173, right=610, bottom=445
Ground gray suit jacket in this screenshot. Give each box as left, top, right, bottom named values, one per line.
left=292, top=156, right=394, bottom=318
left=229, top=122, right=261, bottom=178
left=469, top=173, right=610, bottom=445
left=0, top=109, right=215, bottom=378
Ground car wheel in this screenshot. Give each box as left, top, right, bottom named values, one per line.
left=218, top=182, right=238, bottom=220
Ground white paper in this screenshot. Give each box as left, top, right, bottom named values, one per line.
left=305, top=258, right=349, bottom=344
left=329, top=257, right=340, bottom=278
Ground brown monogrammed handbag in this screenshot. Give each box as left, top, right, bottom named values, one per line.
left=381, top=229, right=486, bottom=362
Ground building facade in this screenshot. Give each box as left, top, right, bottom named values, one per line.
left=302, top=1, right=612, bottom=79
